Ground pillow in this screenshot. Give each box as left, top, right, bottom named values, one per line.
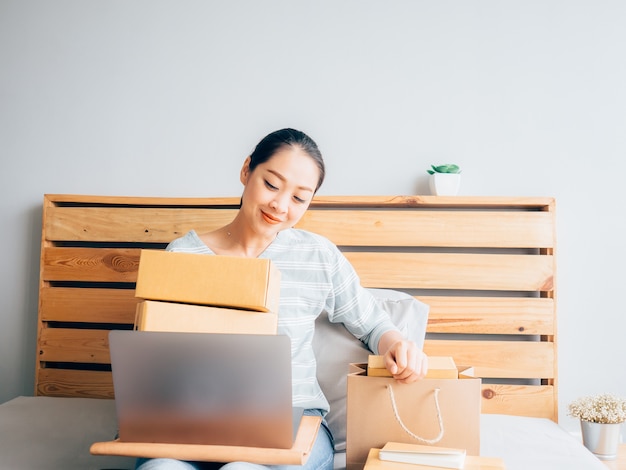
left=313, top=288, right=429, bottom=451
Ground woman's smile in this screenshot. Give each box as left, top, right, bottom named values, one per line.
left=261, top=210, right=282, bottom=225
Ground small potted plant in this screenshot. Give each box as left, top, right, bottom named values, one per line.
left=427, top=164, right=462, bottom=196
left=568, top=393, right=626, bottom=460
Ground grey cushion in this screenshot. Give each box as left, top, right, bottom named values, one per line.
left=313, top=288, right=429, bottom=451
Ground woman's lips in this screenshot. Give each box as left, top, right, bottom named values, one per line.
left=261, top=211, right=282, bottom=225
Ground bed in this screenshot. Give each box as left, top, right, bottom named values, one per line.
left=0, top=194, right=608, bottom=469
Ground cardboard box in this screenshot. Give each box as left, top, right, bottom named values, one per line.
left=367, top=355, right=459, bottom=379
left=134, top=300, right=278, bottom=335
left=135, top=250, right=281, bottom=312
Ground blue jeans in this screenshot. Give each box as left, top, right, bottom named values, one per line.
left=135, top=409, right=335, bottom=470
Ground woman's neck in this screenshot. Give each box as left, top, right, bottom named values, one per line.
left=201, top=218, right=277, bottom=258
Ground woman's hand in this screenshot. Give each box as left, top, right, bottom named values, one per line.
left=379, top=331, right=428, bottom=383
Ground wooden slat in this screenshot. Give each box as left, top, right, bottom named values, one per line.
left=45, top=206, right=554, bottom=247
left=40, top=287, right=138, bottom=323
left=313, top=195, right=554, bottom=209
left=44, top=194, right=241, bottom=207
left=42, top=247, right=141, bottom=282
left=42, top=250, right=555, bottom=289
left=346, top=252, right=554, bottom=291
left=45, top=194, right=555, bottom=209
left=422, top=296, right=555, bottom=335
left=424, top=339, right=555, bottom=378
left=298, top=210, right=554, bottom=248
left=36, top=368, right=113, bottom=399
left=38, top=328, right=111, bottom=363
left=45, top=207, right=237, bottom=243
left=35, top=369, right=556, bottom=416
left=480, top=384, right=555, bottom=420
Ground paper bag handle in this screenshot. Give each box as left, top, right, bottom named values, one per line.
left=386, top=385, right=444, bottom=444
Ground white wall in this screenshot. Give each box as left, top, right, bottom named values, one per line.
left=1, top=0, right=625, bottom=432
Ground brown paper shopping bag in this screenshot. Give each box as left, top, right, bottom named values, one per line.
left=346, top=363, right=481, bottom=470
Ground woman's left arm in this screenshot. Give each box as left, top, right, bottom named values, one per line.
left=321, top=237, right=428, bottom=382
left=378, top=330, right=429, bottom=383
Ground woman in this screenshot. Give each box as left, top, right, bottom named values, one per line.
left=136, top=128, right=428, bottom=470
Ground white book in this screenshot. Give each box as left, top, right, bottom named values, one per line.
left=378, top=442, right=466, bottom=469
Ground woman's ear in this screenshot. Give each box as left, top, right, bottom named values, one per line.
left=240, top=156, right=252, bottom=185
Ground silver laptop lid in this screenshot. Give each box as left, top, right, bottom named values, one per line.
left=109, top=330, right=296, bottom=448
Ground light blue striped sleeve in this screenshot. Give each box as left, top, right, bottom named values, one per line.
left=323, top=241, right=399, bottom=355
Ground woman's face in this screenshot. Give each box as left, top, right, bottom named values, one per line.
left=240, top=146, right=321, bottom=236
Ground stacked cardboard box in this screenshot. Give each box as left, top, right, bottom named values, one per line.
left=134, top=250, right=280, bottom=335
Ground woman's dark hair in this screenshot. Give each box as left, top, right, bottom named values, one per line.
left=249, top=128, right=325, bottom=192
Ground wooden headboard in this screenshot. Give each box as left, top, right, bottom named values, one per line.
left=37, top=194, right=557, bottom=420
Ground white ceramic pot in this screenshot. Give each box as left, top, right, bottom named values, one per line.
left=580, top=420, right=622, bottom=460
left=429, top=173, right=461, bottom=196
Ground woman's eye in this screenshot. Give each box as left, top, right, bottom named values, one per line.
left=264, top=180, right=278, bottom=190
left=293, top=196, right=306, bottom=204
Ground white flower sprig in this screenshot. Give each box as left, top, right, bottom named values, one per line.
left=568, top=393, right=626, bottom=424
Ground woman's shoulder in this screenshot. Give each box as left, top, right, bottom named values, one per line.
left=166, top=230, right=212, bottom=253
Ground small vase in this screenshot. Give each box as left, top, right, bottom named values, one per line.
left=580, top=420, right=622, bottom=460
left=429, top=173, right=461, bottom=196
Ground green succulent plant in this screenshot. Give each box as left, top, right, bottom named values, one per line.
left=427, top=164, right=461, bottom=175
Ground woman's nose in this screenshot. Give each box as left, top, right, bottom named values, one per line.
left=271, top=194, right=289, bottom=213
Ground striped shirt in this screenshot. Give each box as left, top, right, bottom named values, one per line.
left=166, top=229, right=398, bottom=414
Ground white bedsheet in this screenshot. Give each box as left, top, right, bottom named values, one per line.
left=0, top=397, right=608, bottom=470
left=480, top=413, right=607, bottom=470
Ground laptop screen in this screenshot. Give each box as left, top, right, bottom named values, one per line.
left=109, top=330, right=298, bottom=448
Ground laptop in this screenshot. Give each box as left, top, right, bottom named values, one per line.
left=108, top=330, right=304, bottom=449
